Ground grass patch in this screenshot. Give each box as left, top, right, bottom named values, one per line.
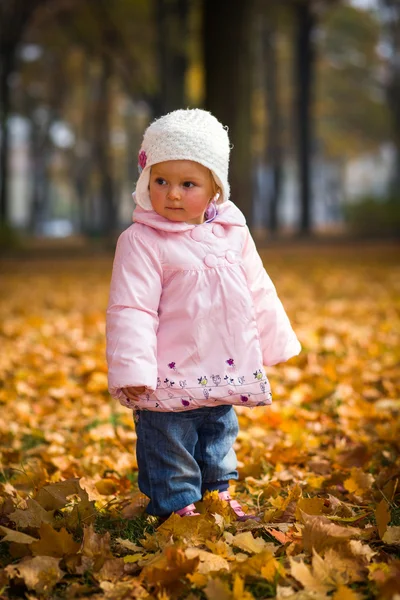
left=94, top=512, right=157, bottom=546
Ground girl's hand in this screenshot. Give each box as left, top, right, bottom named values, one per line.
left=121, top=386, right=146, bottom=401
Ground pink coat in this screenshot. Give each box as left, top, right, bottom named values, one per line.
left=106, top=201, right=301, bottom=412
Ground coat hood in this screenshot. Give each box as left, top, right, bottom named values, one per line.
left=132, top=198, right=246, bottom=233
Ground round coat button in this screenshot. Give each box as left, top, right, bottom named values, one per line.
left=204, top=254, right=218, bottom=268
left=191, top=227, right=204, bottom=242
left=212, top=224, right=225, bottom=238
left=225, top=250, right=237, bottom=264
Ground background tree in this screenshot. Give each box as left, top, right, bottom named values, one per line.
left=203, top=0, right=254, bottom=224
left=380, top=0, right=400, bottom=194
left=0, top=0, right=54, bottom=227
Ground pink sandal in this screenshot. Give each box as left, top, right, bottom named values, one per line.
left=175, top=503, right=200, bottom=517
left=218, top=491, right=260, bottom=521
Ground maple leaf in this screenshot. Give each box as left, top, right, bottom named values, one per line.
left=33, top=478, right=96, bottom=527
left=8, top=497, right=55, bottom=529
left=224, top=531, right=275, bottom=555
left=79, top=524, right=114, bottom=572
left=375, top=498, right=391, bottom=539
left=5, top=556, right=64, bottom=594
left=30, top=522, right=80, bottom=557
left=185, top=548, right=230, bottom=574
left=344, top=468, right=374, bottom=497
left=156, top=512, right=217, bottom=547
left=382, top=526, right=400, bottom=545
left=299, top=510, right=361, bottom=553
left=140, top=544, right=199, bottom=594
left=0, top=526, right=37, bottom=545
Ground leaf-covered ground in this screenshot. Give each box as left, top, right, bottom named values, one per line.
left=0, top=243, right=399, bottom=600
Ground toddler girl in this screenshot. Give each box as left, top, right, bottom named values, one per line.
left=106, top=109, right=301, bottom=520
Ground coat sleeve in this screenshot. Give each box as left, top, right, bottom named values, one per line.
left=241, top=227, right=301, bottom=366
left=106, top=228, right=162, bottom=401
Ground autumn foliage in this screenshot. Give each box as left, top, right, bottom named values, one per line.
left=0, top=244, right=399, bottom=599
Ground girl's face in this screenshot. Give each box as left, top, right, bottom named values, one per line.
left=149, top=160, right=217, bottom=224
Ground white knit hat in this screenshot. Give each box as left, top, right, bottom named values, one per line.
left=134, top=108, right=231, bottom=210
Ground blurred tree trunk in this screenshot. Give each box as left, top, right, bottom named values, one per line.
left=262, top=18, right=283, bottom=232
left=91, top=54, right=116, bottom=235
left=155, top=0, right=190, bottom=115
left=0, top=45, right=13, bottom=226
left=381, top=0, right=400, bottom=195
left=0, top=0, right=48, bottom=226
left=203, top=0, right=254, bottom=225
left=293, top=0, right=316, bottom=235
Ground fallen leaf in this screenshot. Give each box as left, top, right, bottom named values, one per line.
left=382, top=526, right=400, bottom=545
left=300, top=510, right=361, bottom=553
left=30, top=523, right=80, bottom=557
left=0, top=526, right=37, bottom=545
left=376, top=499, right=391, bottom=539
left=5, top=556, right=64, bottom=593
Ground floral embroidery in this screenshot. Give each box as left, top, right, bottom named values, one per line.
left=240, top=395, right=249, bottom=402
left=181, top=398, right=190, bottom=407
left=164, top=378, right=175, bottom=387
left=224, top=375, right=234, bottom=384
left=238, top=376, right=245, bottom=384
left=179, top=380, right=187, bottom=388
left=253, top=369, right=263, bottom=380
left=168, top=362, right=176, bottom=370
left=226, top=358, right=235, bottom=367
left=260, top=382, right=266, bottom=393
left=211, top=374, right=221, bottom=386
left=198, top=376, right=208, bottom=386
left=138, top=150, right=147, bottom=173
left=203, top=389, right=210, bottom=399
left=157, top=378, right=162, bottom=388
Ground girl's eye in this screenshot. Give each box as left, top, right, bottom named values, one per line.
left=155, top=177, right=166, bottom=185
left=183, top=181, right=195, bottom=188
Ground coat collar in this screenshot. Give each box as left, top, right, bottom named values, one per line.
left=132, top=199, right=246, bottom=232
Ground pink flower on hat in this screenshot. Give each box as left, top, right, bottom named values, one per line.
left=138, top=150, right=147, bottom=173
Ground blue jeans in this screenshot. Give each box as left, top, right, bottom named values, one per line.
left=134, top=405, right=239, bottom=516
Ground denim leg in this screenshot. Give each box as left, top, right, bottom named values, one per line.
left=194, top=405, right=239, bottom=495
left=135, top=409, right=204, bottom=516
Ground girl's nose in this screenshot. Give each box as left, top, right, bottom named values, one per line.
left=167, top=186, right=180, bottom=201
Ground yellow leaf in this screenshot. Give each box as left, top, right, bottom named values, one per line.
left=156, top=512, right=217, bottom=547
left=232, top=550, right=275, bottom=577
left=141, top=544, right=199, bottom=590
left=185, top=548, right=230, bottom=573
left=290, top=557, right=331, bottom=595
left=95, top=478, right=118, bottom=495
left=232, top=574, right=255, bottom=600
left=5, top=556, right=64, bottom=594
left=31, top=523, right=80, bottom=557
left=186, top=571, right=209, bottom=588
left=228, top=531, right=273, bottom=554
left=295, top=497, right=325, bottom=519
left=332, top=585, right=363, bottom=600
left=375, top=499, right=391, bottom=539
left=344, top=468, right=374, bottom=496
left=382, top=526, right=400, bottom=545
left=123, top=553, right=143, bottom=563
left=0, top=526, right=37, bottom=545
left=260, top=554, right=286, bottom=582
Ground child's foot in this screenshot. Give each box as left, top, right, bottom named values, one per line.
left=157, top=503, right=200, bottom=524
left=218, top=491, right=260, bottom=521
left=175, top=503, right=200, bottom=517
